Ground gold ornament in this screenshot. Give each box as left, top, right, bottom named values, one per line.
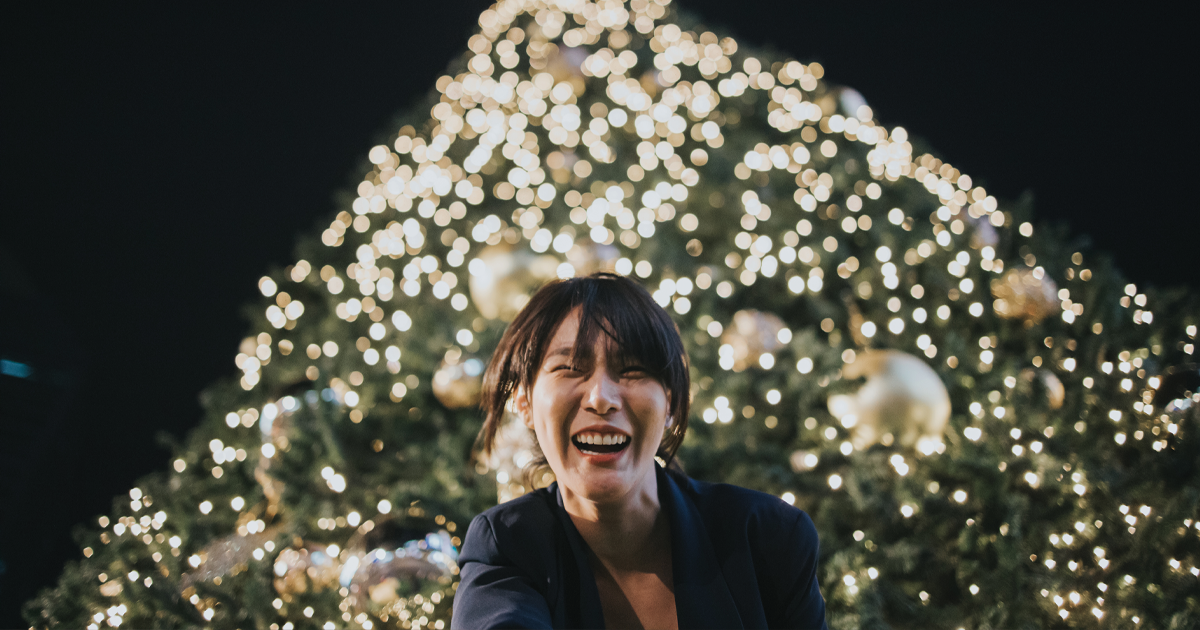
left=272, top=543, right=341, bottom=596
left=467, top=243, right=560, bottom=321
left=720, top=309, right=788, bottom=371
left=432, top=349, right=485, bottom=409
left=1019, top=368, right=1065, bottom=410
left=828, top=350, right=951, bottom=453
left=991, top=268, right=1058, bottom=324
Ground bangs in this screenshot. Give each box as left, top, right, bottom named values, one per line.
left=569, top=283, right=676, bottom=379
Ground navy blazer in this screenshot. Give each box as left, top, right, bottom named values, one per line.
left=452, top=465, right=827, bottom=629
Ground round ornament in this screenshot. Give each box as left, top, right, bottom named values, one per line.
left=1019, top=368, right=1065, bottom=410
left=341, top=518, right=458, bottom=627
left=272, top=543, right=341, bottom=596
left=432, top=352, right=486, bottom=409
left=827, top=350, right=951, bottom=452
left=720, top=309, right=788, bottom=371
left=991, top=268, right=1058, bottom=324
left=468, top=243, right=561, bottom=321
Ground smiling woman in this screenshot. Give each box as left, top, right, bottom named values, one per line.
left=454, top=274, right=827, bottom=630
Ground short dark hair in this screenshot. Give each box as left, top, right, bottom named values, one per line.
left=477, top=273, right=690, bottom=474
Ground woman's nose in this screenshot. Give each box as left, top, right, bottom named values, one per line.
left=583, top=370, right=622, bottom=415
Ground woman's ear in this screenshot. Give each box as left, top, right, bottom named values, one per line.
left=513, top=386, right=533, bottom=429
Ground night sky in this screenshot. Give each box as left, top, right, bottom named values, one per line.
left=1, top=1, right=1193, bottom=623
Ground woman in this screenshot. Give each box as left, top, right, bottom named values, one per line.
left=452, top=273, right=826, bottom=629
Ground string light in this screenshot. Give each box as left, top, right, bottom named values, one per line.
left=39, top=0, right=1197, bottom=628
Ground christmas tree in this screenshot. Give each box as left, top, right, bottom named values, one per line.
left=26, top=0, right=1199, bottom=628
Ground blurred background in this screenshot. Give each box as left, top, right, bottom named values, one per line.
left=1, top=1, right=1192, bottom=624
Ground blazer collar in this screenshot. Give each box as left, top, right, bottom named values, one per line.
left=657, top=465, right=744, bottom=629
left=550, top=488, right=606, bottom=629
left=550, top=466, right=743, bottom=629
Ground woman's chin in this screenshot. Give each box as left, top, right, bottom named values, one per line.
left=560, top=460, right=650, bottom=504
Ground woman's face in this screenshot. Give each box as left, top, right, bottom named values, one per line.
left=518, top=307, right=671, bottom=505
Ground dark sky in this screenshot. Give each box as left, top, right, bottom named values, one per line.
left=1, top=1, right=1194, bottom=623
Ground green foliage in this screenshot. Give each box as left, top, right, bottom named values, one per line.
left=27, top=2, right=1199, bottom=629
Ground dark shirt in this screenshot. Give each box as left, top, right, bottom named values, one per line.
left=452, top=464, right=827, bottom=629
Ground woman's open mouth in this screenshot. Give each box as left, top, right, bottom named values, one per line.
left=571, top=432, right=631, bottom=456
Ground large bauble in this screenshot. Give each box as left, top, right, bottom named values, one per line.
left=467, top=243, right=560, bottom=321
left=341, top=518, right=458, bottom=626
left=720, top=309, right=787, bottom=371
left=1019, top=368, right=1065, bottom=410
left=991, top=268, right=1058, bottom=324
left=432, top=352, right=486, bottom=409
left=828, top=350, right=951, bottom=452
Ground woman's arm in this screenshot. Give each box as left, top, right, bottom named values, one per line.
left=767, top=510, right=827, bottom=630
left=451, top=513, right=555, bottom=630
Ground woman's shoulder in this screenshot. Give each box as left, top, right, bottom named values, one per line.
left=458, top=485, right=571, bottom=601
left=671, top=469, right=816, bottom=538
left=468, top=485, right=560, bottom=538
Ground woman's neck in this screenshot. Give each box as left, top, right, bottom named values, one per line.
left=560, top=471, right=666, bottom=568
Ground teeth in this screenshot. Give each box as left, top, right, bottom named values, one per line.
left=574, top=432, right=628, bottom=446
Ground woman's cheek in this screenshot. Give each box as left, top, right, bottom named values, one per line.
left=541, top=397, right=572, bottom=456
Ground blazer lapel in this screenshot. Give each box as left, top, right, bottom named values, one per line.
left=659, top=466, right=744, bottom=629
left=551, top=484, right=607, bottom=629
left=548, top=470, right=744, bottom=630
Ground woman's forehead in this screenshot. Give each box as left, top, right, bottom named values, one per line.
left=544, top=332, right=625, bottom=361
left=544, top=311, right=631, bottom=362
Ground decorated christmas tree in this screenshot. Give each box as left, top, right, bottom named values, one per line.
left=26, top=0, right=1199, bottom=628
